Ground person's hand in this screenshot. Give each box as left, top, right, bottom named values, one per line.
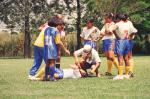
left=75, top=59, right=80, bottom=67
left=65, top=49, right=70, bottom=55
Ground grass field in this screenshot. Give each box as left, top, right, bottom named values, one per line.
left=0, top=56, right=150, bottom=99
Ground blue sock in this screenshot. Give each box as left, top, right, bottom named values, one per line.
left=49, top=66, right=56, bottom=81
left=45, top=66, right=50, bottom=80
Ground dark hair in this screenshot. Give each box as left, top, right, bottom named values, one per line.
left=124, top=14, right=128, bottom=20
left=48, top=17, right=64, bottom=27
left=87, top=19, right=94, bottom=23
left=104, top=13, right=114, bottom=19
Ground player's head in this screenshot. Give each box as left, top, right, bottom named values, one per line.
left=38, top=23, right=48, bottom=32
left=82, top=45, right=92, bottom=58
left=104, top=13, right=114, bottom=23
left=114, top=13, right=123, bottom=22
left=87, top=19, right=94, bottom=29
left=48, top=17, right=64, bottom=28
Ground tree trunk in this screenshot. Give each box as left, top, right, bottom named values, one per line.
left=24, top=15, right=31, bottom=58
left=76, top=0, right=81, bottom=50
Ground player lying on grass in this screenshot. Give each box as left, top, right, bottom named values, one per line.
left=28, top=64, right=87, bottom=81
left=73, top=45, right=101, bottom=77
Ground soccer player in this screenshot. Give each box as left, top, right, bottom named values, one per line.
left=44, top=17, right=70, bottom=81
left=73, top=45, right=101, bottom=77
left=28, top=23, right=48, bottom=78
left=54, top=14, right=70, bottom=69
left=124, top=14, right=138, bottom=77
left=28, top=66, right=85, bottom=81
left=113, top=14, right=137, bottom=80
left=80, top=19, right=101, bottom=49
left=100, top=13, right=118, bottom=76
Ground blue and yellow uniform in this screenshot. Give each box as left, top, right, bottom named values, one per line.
left=44, top=27, right=58, bottom=59
left=44, top=26, right=61, bottom=80
left=29, top=26, right=47, bottom=76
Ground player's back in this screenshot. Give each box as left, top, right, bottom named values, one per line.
left=115, top=21, right=132, bottom=39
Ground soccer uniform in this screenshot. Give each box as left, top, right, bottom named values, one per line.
left=44, top=27, right=61, bottom=59
left=74, top=48, right=101, bottom=69
left=100, top=22, right=118, bottom=74
left=29, top=25, right=48, bottom=76
left=127, top=21, right=137, bottom=51
left=113, top=21, right=137, bottom=79
left=80, top=26, right=100, bottom=49
left=101, top=22, right=116, bottom=52
left=32, top=67, right=82, bottom=80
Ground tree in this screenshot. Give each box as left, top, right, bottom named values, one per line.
left=0, top=0, right=68, bottom=58
left=76, top=0, right=81, bottom=49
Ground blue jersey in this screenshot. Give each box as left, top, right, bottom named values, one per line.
left=44, top=27, right=58, bottom=60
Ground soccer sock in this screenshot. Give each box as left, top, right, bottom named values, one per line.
left=113, top=58, right=119, bottom=69
left=107, top=60, right=113, bottom=73
left=35, top=66, right=45, bottom=78
left=118, top=66, right=123, bottom=75
left=49, top=66, right=56, bottom=81
left=56, top=63, right=60, bottom=68
left=129, top=58, right=134, bottom=72
left=45, top=66, right=50, bottom=80
left=125, top=66, right=130, bottom=75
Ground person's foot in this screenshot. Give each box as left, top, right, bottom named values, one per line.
left=105, top=72, right=113, bottom=76
left=28, top=75, right=35, bottom=79
left=128, top=71, right=134, bottom=78
left=113, top=75, right=124, bottom=80
left=124, top=75, right=130, bottom=79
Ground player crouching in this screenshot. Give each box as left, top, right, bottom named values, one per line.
left=73, top=45, right=101, bottom=77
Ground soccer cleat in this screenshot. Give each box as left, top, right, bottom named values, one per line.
left=128, top=71, right=134, bottom=78
left=113, top=75, right=124, bottom=80
left=105, top=72, right=113, bottom=76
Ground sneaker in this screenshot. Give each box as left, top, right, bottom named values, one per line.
left=124, top=75, right=130, bottom=79
left=28, top=75, right=35, bottom=79
left=105, top=72, right=113, bottom=76
left=129, top=71, right=134, bottom=78
left=113, top=75, right=124, bottom=80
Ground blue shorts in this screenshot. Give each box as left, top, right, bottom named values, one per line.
left=115, top=39, right=130, bottom=55
left=102, top=39, right=115, bottom=52
left=129, top=40, right=135, bottom=51
left=84, top=40, right=96, bottom=50
left=83, top=62, right=96, bottom=69
left=55, top=68, right=64, bottom=79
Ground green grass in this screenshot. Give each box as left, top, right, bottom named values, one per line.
left=0, top=56, right=150, bottom=99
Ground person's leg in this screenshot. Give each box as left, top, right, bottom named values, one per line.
left=103, top=40, right=113, bottom=75
left=124, top=55, right=130, bottom=78
left=29, top=46, right=43, bottom=76
left=49, top=59, right=56, bottom=81
left=113, top=40, right=124, bottom=80
left=35, top=66, right=45, bottom=78
left=128, top=40, right=135, bottom=74
left=56, top=45, right=61, bottom=68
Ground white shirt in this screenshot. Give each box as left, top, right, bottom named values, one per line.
left=80, top=26, right=100, bottom=41
left=63, top=68, right=81, bottom=78
left=74, top=48, right=101, bottom=64
left=101, top=22, right=116, bottom=40
left=115, top=21, right=137, bottom=39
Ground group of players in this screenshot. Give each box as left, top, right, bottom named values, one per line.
left=28, top=13, right=137, bottom=81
